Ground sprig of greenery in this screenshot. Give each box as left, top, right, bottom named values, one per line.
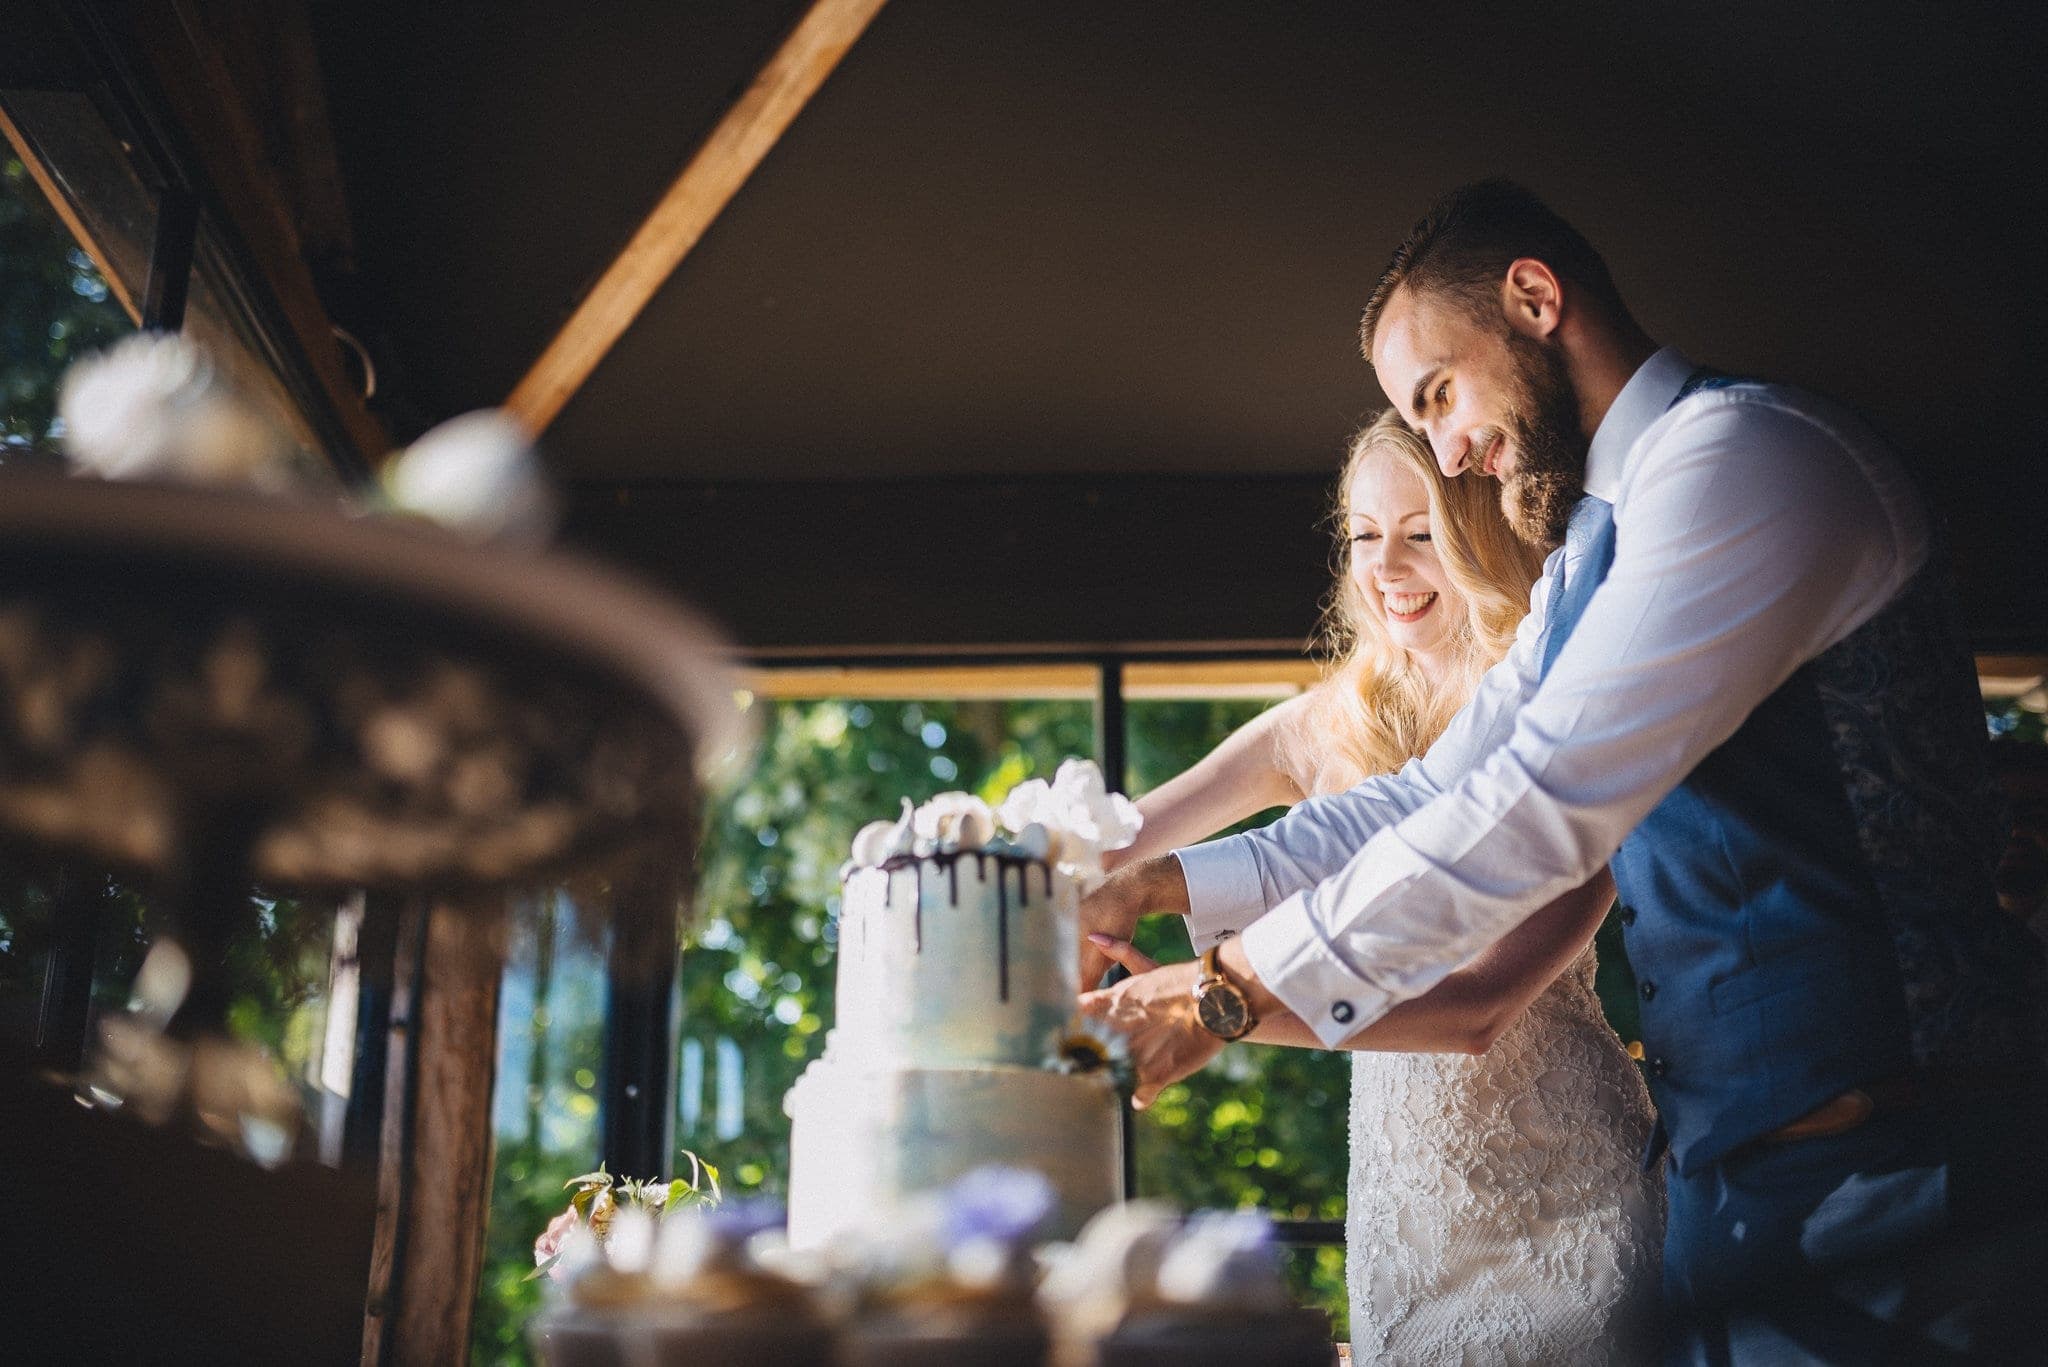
left=530, top=1152, right=723, bottom=1280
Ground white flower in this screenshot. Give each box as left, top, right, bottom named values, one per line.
left=1155, top=1210, right=1290, bottom=1312
left=910, top=791, right=996, bottom=850
left=995, top=779, right=1052, bottom=836
left=381, top=409, right=556, bottom=545
left=1039, top=1200, right=1181, bottom=1310
left=1010, top=822, right=1052, bottom=861
left=849, top=797, right=916, bottom=867
left=995, top=759, right=1141, bottom=874
left=605, top=1207, right=657, bottom=1273
left=59, top=333, right=294, bottom=489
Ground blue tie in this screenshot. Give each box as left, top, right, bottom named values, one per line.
left=1539, top=495, right=1615, bottom=679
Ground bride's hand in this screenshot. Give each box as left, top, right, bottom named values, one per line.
left=1078, top=958, right=1222, bottom=1109
left=1085, top=932, right=1160, bottom=975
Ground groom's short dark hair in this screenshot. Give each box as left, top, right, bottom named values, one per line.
left=1361, top=179, right=1627, bottom=358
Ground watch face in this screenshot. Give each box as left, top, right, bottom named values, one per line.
left=1196, top=983, right=1251, bottom=1039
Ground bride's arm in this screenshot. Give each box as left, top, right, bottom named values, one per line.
left=1089, top=868, right=1616, bottom=1056
left=1248, top=869, right=1615, bottom=1054
left=1104, top=693, right=1311, bottom=870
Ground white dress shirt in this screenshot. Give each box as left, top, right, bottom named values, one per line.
left=1177, top=347, right=1930, bottom=1046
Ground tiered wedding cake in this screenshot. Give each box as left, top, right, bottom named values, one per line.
left=785, top=760, right=1138, bottom=1248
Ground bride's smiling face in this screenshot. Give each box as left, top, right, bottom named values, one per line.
left=1347, top=451, right=1464, bottom=677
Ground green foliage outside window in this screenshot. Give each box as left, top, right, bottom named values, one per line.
left=1988, top=695, right=2047, bottom=745
left=1124, top=698, right=1352, bottom=1335
left=2, top=154, right=131, bottom=455
left=472, top=894, right=608, bottom=1365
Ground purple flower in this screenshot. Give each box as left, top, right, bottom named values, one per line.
left=940, top=1166, right=1055, bottom=1248
left=706, top=1196, right=785, bottom=1242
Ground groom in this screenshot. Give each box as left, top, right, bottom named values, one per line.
left=1080, top=180, right=2047, bottom=1360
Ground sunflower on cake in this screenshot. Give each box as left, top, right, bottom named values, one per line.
left=784, top=758, right=1140, bottom=1248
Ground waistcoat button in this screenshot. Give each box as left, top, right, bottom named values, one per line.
left=1618, top=904, right=1637, bottom=927
left=1640, top=980, right=1657, bottom=1001
left=1648, top=1057, right=1668, bottom=1078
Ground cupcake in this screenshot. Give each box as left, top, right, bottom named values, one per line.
left=1045, top=1207, right=1334, bottom=1367
left=527, top=1210, right=656, bottom=1367
left=635, top=1201, right=839, bottom=1363
left=528, top=1202, right=839, bottom=1366
left=838, top=1167, right=1056, bottom=1367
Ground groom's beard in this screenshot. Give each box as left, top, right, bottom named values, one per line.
left=1491, top=332, right=1589, bottom=550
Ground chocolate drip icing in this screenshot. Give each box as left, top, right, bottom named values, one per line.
left=874, top=850, right=1053, bottom=1001
left=995, top=861, right=1011, bottom=1001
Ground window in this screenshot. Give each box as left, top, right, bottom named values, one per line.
left=473, top=891, right=610, bottom=1363
left=1122, top=685, right=1350, bottom=1332
left=0, top=112, right=138, bottom=459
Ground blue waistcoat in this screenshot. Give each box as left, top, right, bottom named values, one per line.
left=1542, top=372, right=2045, bottom=1175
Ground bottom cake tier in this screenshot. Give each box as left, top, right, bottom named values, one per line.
left=784, top=1057, right=1123, bottom=1248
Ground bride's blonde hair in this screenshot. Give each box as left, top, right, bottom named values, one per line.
left=1279, top=409, right=1544, bottom=796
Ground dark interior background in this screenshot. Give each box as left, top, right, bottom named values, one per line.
left=307, top=1, right=2048, bottom=652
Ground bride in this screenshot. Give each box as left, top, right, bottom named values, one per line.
left=1088, top=411, right=1662, bottom=1363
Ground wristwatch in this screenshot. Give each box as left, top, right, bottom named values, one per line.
left=1192, top=945, right=1258, bottom=1041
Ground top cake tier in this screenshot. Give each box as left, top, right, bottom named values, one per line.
left=827, top=760, right=1140, bottom=1069
left=834, top=848, right=1077, bottom=1067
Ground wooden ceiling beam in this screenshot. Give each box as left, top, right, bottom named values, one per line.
left=505, top=0, right=889, bottom=433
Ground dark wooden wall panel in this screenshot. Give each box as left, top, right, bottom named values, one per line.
left=564, top=475, right=2048, bottom=655
left=562, top=475, right=1339, bottom=654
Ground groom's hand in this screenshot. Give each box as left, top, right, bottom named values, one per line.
left=1079, top=957, right=1221, bottom=1108
left=1078, top=855, right=1191, bottom=991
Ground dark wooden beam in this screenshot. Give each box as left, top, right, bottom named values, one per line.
left=140, top=183, right=198, bottom=329
left=361, top=895, right=507, bottom=1367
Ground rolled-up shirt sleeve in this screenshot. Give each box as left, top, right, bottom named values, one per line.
left=1230, top=391, right=1924, bottom=1046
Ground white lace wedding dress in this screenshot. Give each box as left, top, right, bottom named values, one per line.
left=1345, top=940, right=1663, bottom=1365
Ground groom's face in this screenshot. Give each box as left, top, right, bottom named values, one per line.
left=1374, top=283, right=1589, bottom=548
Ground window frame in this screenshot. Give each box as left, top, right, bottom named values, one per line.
left=0, top=4, right=375, bottom=481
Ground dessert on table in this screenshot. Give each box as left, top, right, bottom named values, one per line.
left=1042, top=1203, right=1336, bottom=1367
left=529, top=1201, right=835, bottom=1366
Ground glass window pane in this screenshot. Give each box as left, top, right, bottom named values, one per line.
left=184, top=216, right=345, bottom=492
left=1124, top=693, right=1350, bottom=1336
left=0, top=95, right=140, bottom=459
left=86, top=880, right=350, bottom=1142
left=0, top=851, right=63, bottom=1045
left=473, top=890, right=609, bottom=1364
